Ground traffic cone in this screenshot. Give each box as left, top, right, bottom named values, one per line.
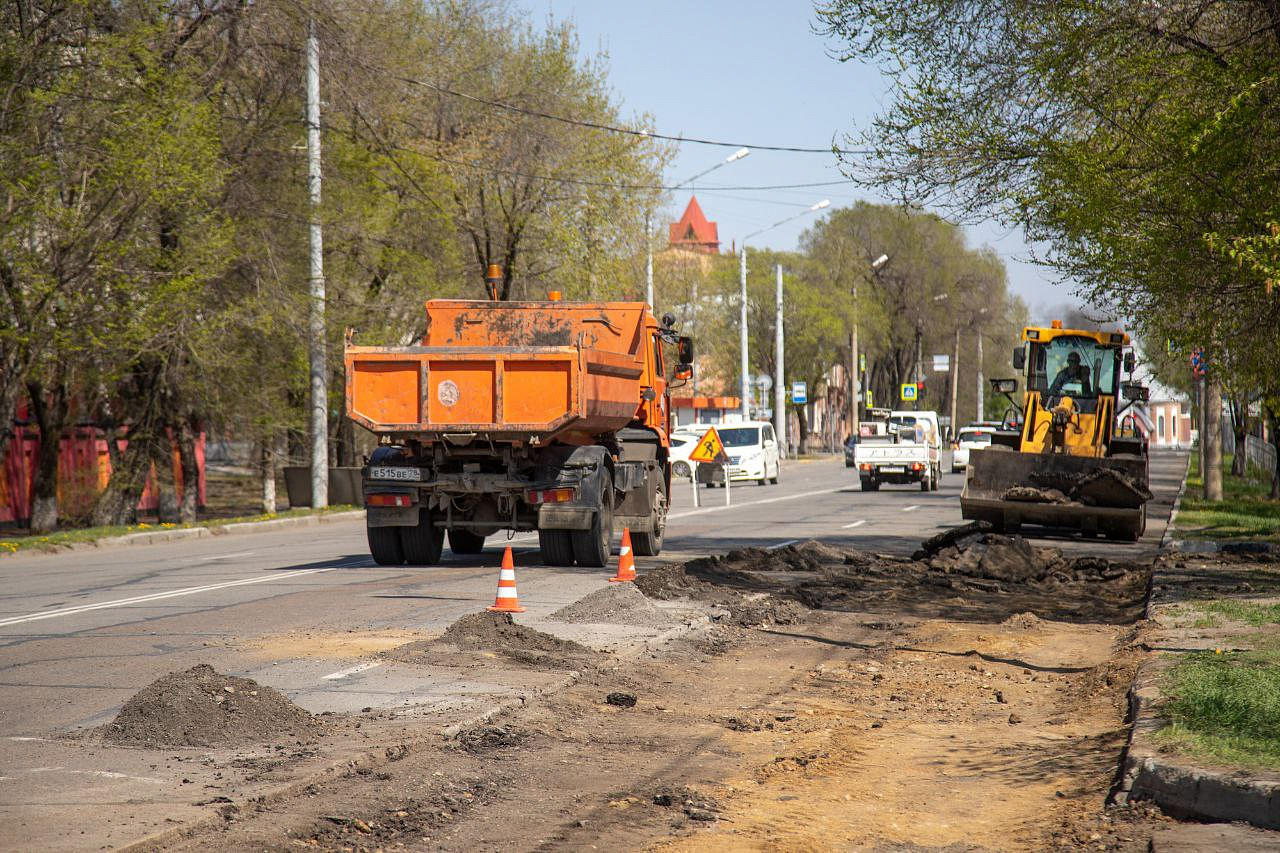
left=609, top=528, right=636, bottom=583
left=487, top=546, right=526, bottom=613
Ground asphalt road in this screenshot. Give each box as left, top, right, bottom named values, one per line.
left=0, top=450, right=1187, bottom=850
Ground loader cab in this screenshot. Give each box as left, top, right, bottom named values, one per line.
left=1014, top=324, right=1130, bottom=457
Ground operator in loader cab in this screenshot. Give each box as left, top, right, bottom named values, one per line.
left=1048, top=351, right=1092, bottom=398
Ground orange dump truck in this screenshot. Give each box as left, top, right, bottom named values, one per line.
left=344, top=290, right=693, bottom=567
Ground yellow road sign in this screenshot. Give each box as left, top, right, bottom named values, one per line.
left=688, top=427, right=728, bottom=464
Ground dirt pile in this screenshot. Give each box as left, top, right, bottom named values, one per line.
left=388, top=611, right=601, bottom=671
left=102, top=664, right=318, bottom=748
left=1027, top=466, right=1153, bottom=508
left=551, top=583, right=680, bottom=628
left=641, top=530, right=1151, bottom=625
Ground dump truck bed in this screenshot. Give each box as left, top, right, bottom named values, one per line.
left=345, top=300, right=651, bottom=441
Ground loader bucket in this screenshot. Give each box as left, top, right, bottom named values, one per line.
left=960, top=448, right=1149, bottom=541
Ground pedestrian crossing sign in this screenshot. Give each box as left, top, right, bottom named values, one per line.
left=900, top=383, right=918, bottom=402
left=688, top=427, right=728, bottom=464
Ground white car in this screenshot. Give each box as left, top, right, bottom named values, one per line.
left=719, top=421, right=781, bottom=485
left=951, top=425, right=994, bottom=472
left=668, top=428, right=704, bottom=479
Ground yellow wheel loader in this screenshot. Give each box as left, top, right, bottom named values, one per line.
left=960, top=321, right=1152, bottom=541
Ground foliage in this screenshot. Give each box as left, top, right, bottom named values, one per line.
left=1158, top=649, right=1280, bottom=769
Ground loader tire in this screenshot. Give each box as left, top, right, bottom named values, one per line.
left=400, top=512, right=444, bottom=565
left=367, top=525, right=405, bottom=566
left=447, top=529, right=486, bottom=555
left=538, top=529, right=576, bottom=566
left=572, top=469, right=614, bottom=568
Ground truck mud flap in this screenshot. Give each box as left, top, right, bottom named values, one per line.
left=367, top=505, right=420, bottom=528
left=538, top=505, right=596, bottom=530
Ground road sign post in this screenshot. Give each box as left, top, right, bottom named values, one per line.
left=689, top=427, right=731, bottom=507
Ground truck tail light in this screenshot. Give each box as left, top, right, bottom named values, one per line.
left=367, top=493, right=413, bottom=507
left=527, top=487, right=575, bottom=504
left=911, top=462, right=923, bottom=471
left=859, top=463, right=871, bottom=471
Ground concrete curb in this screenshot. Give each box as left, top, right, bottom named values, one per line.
left=6, top=510, right=366, bottom=559
left=1116, top=661, right=1280, bottom=829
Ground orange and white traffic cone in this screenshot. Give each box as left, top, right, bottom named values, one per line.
left=609, top=528, right=636, bottom=583
left=487, top=546, right=526, bottom=613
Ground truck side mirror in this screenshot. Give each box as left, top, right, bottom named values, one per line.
left=1012, top=345, right=1025, bottom=370
left=991, top=378, right=1018, bottom=394
left=1123, top=351, right=1136, bottom=373
left=677, top=336, right=694, bottom=365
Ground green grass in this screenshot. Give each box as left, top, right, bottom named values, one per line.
left=1176, top=452, right=1280, bottom=542
left=1177, top=598, right=1280, bottom=629
left=0, top=505, right=358, bottom=556
left=1155, top=649, right=1280, bottom=769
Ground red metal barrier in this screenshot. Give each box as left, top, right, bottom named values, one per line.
left=0, top=427, right=206, bottom=526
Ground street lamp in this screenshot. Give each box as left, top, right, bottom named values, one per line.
left=740, top=199, right=830, bottom=420
left=645, top=147, right=751, bottom=306
left=850, top=252, right=889, bottom=439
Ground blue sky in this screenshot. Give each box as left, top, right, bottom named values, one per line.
left=523, top=0, right=1076, bottom=316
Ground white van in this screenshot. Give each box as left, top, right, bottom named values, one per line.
left=693, top=420, right=780, bottom=486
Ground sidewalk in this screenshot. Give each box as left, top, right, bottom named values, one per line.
left=1114, top=465, right=1280, bottom=831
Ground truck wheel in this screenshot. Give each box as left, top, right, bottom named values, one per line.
left=400, top=512, right=444, bottom=565
left=770, top=464, right=779, bottom=485
left=572, top=469, right=614, bottom=568
left=367, top=525, right=405, bottom=566
left=538, top=530, right=576, bottom=566
left=861, top=478, right=879, bottom=492
left=447, top=529, right=485, bottom=555
left=631, top=478, right=666, bottom=557
left=931, top=465, right=941, bottom=491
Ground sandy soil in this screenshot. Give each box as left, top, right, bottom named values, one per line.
left=151, top=538, right=1193, bottom=852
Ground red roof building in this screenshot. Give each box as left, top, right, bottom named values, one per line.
left=668, top=196, right=720, bottom=254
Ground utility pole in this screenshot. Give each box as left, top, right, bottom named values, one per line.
left=949, top=326, right=960, bottom=437
left=739, top=247, right=749, bottom=420
left=975, top=327, right=984, bottom=422
left=305, top=19, right=328, bottom=508
left=644, top=210, right=653, bottom=306
left=775, top=264, right=786, bottom=457
left=914, top=328, right=923, bottom=412
left=849, top=295, right=859, bottom=438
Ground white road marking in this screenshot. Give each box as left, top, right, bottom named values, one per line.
left=321, top=661, right=384, bottom=681
left=26, top=767, right=165, bottom=784
left=198, top=550, right=257, bottom=562
left=668, top=484, right=848, bottom=521
left=768, top=540, right=799, bottom=549
left=842, top=519, right=867, bottom=529
left=7, top=736, right=45, bottom=742
left=903, top=505, right=921, bottom=512
left=0, top=568, right=333, bottom=628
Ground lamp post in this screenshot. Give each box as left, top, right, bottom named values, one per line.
left=645, top=147, right=749, bottom=307
left=740, top=199, right=830, bottom=420
left=850, top=253, right=888, bottom=440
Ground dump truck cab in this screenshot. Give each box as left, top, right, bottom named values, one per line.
left=345, top=286, right=692, bottom=568
left=961, top=321, right=1151, bottom=540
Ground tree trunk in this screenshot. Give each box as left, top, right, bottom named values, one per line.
left=259, top=438, right=277, bottom=514
left=1266, top=401, right=1280, bottom=500
left=26, top=379, right=68, bottom=533
left=93, top=427, right=154, bottom=527
left=152, top=428, right=180, bottom=524
left=1229, top=397, right=1248, bottom=477
left=795, top=404, right=809, bottom=455
left=176, top=416, right=199, bottom=524
left=1204, top=378, right=1224, bottom=501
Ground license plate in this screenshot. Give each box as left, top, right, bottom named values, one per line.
left=369, top=465, right=419, bottom=481
left=879, top=465, right=905, bottom=474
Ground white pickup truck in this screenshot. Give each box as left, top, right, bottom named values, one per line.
left=853, top=410, right=943, bottom=492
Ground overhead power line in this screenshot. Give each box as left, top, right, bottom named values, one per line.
left=395, top=74, right=869, bottom=156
